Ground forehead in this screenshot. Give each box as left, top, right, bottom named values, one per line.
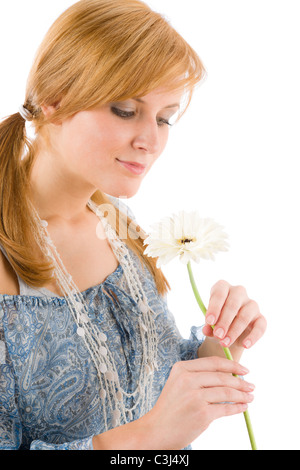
left=132, top=87, right=184, bottom=108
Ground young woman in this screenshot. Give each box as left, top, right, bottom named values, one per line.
left=0, top=0, right=266, bottom=450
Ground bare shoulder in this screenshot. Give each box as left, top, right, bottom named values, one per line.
left=0, top=249, right=19, bottom=295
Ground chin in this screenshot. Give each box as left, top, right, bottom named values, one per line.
left=103, top=185, right=140, bottom=200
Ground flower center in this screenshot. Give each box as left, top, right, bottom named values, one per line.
left=178, top=237, right=196, bottom=245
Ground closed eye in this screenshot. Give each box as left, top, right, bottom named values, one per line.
left=111, top=107, right=135, bottom=119
left=157, top=118, right=172, bottom=127
left=110, top=106, right=172, bottom=127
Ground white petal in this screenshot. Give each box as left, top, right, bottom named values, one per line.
left=144, top=211, right=229, bottom=266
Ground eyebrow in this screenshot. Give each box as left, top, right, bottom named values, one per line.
left=133, top=98, right=180, bottom=109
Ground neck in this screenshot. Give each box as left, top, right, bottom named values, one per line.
left=29, top=148, right=97, bottom=225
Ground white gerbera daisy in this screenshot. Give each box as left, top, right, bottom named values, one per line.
left=143, top=210, right=229, bottom=268
left=143, top=210, right=256, bottom=450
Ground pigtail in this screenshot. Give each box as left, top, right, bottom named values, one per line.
left=0, top=112, right=28, bottom=241
left=0, top=112, right=54, bottom=288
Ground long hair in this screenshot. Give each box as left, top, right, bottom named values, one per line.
left=0, top=0, right=206, bottom=297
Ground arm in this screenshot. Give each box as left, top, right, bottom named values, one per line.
left=92, top=288, right=258, bottom=450
left=0, top=335, right=95, bottom=451
left=197, top=336, right=244, bottom=362
left=0, top=362, right=22, bottom=450
left=30, top=436, right=94, bottom=450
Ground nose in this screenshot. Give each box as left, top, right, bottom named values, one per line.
left=132, top=119, right=161, bottom=155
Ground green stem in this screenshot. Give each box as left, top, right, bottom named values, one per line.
left=187, top=261, right=257, bottom=450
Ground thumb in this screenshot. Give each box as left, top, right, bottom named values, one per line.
left=202, top=325, right=214, bottom=337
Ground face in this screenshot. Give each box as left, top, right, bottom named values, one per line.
left=46, top=87, right=183, bottom=199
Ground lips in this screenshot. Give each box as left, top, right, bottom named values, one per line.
left=116, top=159, right=147, bottom=175
left=116, top=159, right=146, bottom=170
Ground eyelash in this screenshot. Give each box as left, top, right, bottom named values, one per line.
left=111, top=107, right=172, bottom=127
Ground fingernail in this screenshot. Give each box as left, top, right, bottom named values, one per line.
left=206, top=314, right=215, bottom=325
left=245, top=383, right=255, bottom=392
left=244, top=340, right=252, bottom=349
left=214, top=328, right=225, bottom=339
left=240, top=365, right=250, bottom=374
left=221, top=337, right=231, bottom=347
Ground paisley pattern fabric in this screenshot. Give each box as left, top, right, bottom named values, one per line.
left=0, top=199, right=204, bottom=450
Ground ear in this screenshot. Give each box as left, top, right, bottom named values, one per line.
left=41, top=101, right=61, bottom=119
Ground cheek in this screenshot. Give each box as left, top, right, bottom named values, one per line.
left=62, top=123, right=117, bottom=167
left=162, top=131, right=169, bottom=151
left=157, top=129, right=169, bottom=157
left=81, top=116, right=129, bottom=155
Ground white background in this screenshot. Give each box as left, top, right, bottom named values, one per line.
left=1, top=0, right=299, bottom=451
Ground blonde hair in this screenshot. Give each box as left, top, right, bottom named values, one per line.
left=0, top=0, right=206, bottom=296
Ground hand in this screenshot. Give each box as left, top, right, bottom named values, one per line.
left=203, top=280, right=267, bottom=350
left=93, top=356, right=254, bottom=450
left=144, top=356, right=254, bottom=450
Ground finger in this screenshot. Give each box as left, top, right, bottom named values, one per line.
left=197, top=372, right=255, bottom=392
left=181, top=356, right=250, bottom=376
left=209, top=403, right=249, bottom=421
left=202, top=325, right=214, bottom=337
left=218, top=300, right=259, bottom=348
left=242, top=315, right=267, bottom=349
left=212, top=286, right=247, bottom=342
left=202, top=386, right=254, bottom=405
left=205, top=280, right=230, bottom=327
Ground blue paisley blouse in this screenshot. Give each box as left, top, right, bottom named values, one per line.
left=0, top=197, right=203, bottom=450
